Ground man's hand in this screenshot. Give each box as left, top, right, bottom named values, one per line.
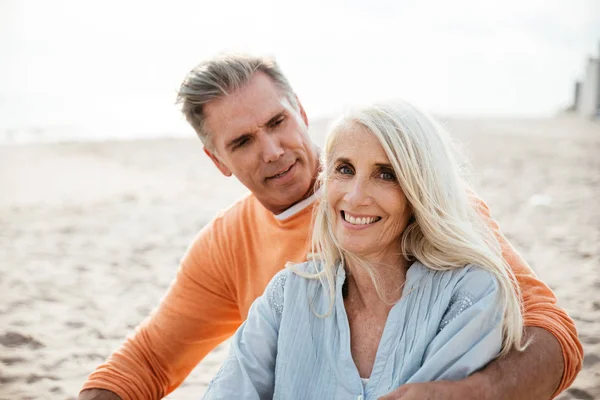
left=78, top=389, right=122, bottom=400
left=378, top=380, right=486, bottom=400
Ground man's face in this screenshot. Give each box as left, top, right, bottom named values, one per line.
left=203, top=72, right=319, bottom=214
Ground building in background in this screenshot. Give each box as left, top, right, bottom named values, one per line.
left=572, top=42, right=600, bottom=119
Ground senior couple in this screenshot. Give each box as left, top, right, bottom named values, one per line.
left=80, top=54, right=582, bottom=399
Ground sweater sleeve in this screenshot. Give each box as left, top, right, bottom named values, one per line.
left=80, top=221, right=242, bottom=400
left=202, top=270, right=287, bottom=400
left=474, top=195, right=583, bottom=397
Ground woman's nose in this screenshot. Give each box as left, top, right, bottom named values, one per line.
left=344, top=177, right=372, bottom=206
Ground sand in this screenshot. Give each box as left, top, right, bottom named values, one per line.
left=0, top=115, right=598, bottom=399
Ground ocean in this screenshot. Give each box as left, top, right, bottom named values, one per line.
left=0, top=94, right=193, bottom=145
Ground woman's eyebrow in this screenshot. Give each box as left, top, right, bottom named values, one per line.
left=374, top=163, right=393, bottom=169
left=334, top=157, right=352, bottom=164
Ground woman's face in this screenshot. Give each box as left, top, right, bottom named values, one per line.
left=326, top=123, right=412, bottom=261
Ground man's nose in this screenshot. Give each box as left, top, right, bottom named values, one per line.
left=260, top=133, right=284, bottom=163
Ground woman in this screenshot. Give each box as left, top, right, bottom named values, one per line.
left=203, top=100, right=525, bottom=399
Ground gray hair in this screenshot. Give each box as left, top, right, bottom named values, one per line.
left=176, top=53, right=297, bottom=149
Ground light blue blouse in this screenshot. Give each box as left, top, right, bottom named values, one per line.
left=203, top=261, right=503, bottom=400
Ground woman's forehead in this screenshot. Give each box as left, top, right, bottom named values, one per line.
left=329, top=125, right=389, bottom=161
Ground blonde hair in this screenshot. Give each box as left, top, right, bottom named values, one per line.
left=291, top=100, right=525, bottom=356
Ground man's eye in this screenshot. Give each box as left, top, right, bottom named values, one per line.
left=271, top=118, right=285, bottom=128
left=234, top=138, right=250, bottom=149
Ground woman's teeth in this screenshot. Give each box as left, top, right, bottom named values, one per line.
left=343, top=212, right=380, bottom=225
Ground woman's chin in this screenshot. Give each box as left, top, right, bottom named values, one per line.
left=340, top=242, right=372, bottom=257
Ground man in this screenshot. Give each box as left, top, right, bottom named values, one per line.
left=79, top=54, right=582, bottom=400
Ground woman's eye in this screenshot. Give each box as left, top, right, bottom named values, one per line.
left=338, top=165, right=353, bottom=175
left=380, top=171, right=396, bottom=181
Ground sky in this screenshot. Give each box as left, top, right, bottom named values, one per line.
left=1, top=0, right=599, bottom=141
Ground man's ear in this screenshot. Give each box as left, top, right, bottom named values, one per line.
left=204, top=147, right=232, bottom=177
left=295, top=94, right=309, bottom=128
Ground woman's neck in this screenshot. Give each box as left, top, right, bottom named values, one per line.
left=344, top=253, right=410, bottom=311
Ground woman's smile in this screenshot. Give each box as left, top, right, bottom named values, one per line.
left=341, top=211, right=382, bottom=229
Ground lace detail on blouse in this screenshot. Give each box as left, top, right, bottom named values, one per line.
left=267, top=272, right=288, bottom=319
left=439, top=290, right=475, bottom=332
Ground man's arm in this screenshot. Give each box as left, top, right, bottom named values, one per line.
left=407, top=267, right=504, bottom=384
left=380, top=327, right=563, bottom=400
left=466, top=327, right=564, bottom=400
left=380, top=196, right=583, bottom=399
left=476, top=197, right=583, bottom=396
left=383, top=198, right=583, bottom=400
left=79, top=223, right=242, bottom=400
left=79, top=389, right=121, bottom=400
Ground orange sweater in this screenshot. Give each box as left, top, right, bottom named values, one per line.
left=82, top=193, right=582, bottom=399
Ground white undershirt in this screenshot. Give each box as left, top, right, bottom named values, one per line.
left=274, top=187, right=322, bottom=220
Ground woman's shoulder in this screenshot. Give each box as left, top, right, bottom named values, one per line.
left=264, top=260, right=326, bottom=316
left=266, top=259, right=320, bottom=285
left=283, top=259, right=331, bottom=283
left=408, top=263, right=501, bottom=333
left=286, top=259, right=324, bottom=273
left=455, top=264, right=499, bottom=294
left=411, top=262, right=499, bottom=295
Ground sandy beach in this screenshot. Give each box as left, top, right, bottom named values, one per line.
left=0, top=115, right=599, bottom=400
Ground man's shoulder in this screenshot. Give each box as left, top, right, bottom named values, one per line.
left=184, top=193, right=262, bottom=253
left=213, top=192, right=262, bottom=222
left=205, top=192, right=269, bottom=234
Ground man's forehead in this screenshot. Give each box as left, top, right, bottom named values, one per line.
left=213, top=92, right=292, bottom=135
left=202, top=71, right=298, bottom=150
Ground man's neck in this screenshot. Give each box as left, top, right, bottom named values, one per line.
left=273, top=186, right=322, bottom=220
left=271, top=149, right=322, bottom=216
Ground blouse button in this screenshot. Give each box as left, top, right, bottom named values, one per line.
left=357, top=396, right=363, bottom=400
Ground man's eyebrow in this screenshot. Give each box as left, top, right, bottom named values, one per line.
left=265, top=111, right=286, bottom=127
left=225, top=134, right=251, bottom=151
left=225, top=111, right=286, bottom=151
